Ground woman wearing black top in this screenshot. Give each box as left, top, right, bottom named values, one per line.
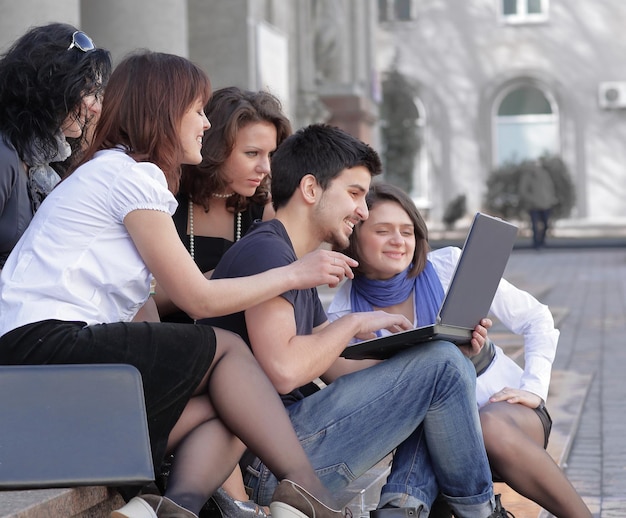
left=154, top=87, right=292, bottom=518
left=156, top=86, right=291, bottom=325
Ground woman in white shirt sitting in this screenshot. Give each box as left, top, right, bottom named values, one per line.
left=327, top=182, right=590, bottom=518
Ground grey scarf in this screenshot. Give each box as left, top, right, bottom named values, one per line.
left=23, top=132, right=72, bottom=212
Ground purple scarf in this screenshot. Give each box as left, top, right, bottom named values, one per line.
left=350, top=261, right=445, bottom=337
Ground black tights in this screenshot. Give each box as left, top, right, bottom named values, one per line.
left=164, top=328, right=332, bottom=515
left=430, top=401, right=590, bottom=518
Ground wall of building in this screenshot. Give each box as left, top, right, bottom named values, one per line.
left=0, top=0, right=80, bottom=44
left=377, top=0, right=626, bottom=221
left=7, top=1, right=622, bottom=222
left=0, top=0, right=379, bottom=144
left=82, top=0, right=189, bottom=62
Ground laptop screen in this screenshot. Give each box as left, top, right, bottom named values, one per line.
left=437, top=212, right=518, bottom=329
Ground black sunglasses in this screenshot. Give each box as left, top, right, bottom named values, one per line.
left=67, top=31, right=96, bottom=52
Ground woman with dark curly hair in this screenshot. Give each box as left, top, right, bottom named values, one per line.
left=0, top=22, right=112, bottom=268
left=0, top=50, right=348, bottom=518
left=156, top=86, right=291, bottom=322
left=153, top=86, right=292, bottom=518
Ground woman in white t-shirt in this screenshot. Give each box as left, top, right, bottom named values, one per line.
left=327, top=182, right=591, bottom=518
left=0, top=51, right=350, bottom=518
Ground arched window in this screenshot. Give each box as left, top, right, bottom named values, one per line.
left=494, top=84, right=559, bottom=165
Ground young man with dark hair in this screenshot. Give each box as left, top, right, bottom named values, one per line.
left=205, top=124, right=510, bottom=518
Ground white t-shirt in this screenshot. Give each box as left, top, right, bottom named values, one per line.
left=327, top=246, right=559, bottom=406
left=0, top=149, right=177, bottom=334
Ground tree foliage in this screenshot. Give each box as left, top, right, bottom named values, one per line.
left=380, top=68, right=420, bottom=193
left=442, top=194, right=467, bottom=230
left=484, top=155, right=575, bottom=220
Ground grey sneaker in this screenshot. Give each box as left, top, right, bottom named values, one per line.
left=270, top=479, right=346, bottom=518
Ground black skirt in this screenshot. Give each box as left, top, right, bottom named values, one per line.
left=0, top=319, right=216, bottom=478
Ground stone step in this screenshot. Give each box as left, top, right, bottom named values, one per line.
left=0, top=486, right=123, bottom=517
left=340, top=457, right=392, bottom=518
left=0, top=368, right=590, bottom=518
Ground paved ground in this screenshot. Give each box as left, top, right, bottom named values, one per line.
left=319, top=224, right=626, bottom=517
left=497, top=245, right=626, bottom=517
left=434, top=223, right=626, bottom=517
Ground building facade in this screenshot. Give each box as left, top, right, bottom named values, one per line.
left=377, top=0, right=626, bottom=222
left=3, top=1, right=625, bottom=223
left=0, top=0, right=379, bottom=144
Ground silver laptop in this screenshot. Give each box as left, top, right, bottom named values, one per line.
left=0, top=363, right=154, bottom=489
left=341, top=212, right=518, bottom=360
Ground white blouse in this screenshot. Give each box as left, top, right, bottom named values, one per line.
left=327, top=246, right=559, bottom=406
left=0, top=149, right=177, bottom=334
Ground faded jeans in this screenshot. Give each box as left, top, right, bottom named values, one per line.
left=528, top=208, right=552, bottom=248
left=242, top=341, right=495, bottom=518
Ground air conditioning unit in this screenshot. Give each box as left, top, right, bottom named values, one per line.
left=598, top=82, right=626, bottom=109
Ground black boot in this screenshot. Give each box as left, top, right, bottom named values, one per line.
left=370, top=505, right=424, bottom=518
left=487, top=494, right=515, bottom=518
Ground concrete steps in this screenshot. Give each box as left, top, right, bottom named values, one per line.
left=0, top=486, right=123, bottom=517
left=0, top=364, right=591, bottom=518
left=340, top=457, right=392, bottom=518
left=0, top=282, right=589, bottom=517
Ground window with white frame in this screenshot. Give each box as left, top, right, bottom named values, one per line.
left=494, top=84, right=559, bottom=166
left=500, top=0, right=549, bottom=24
left=378, top=0, right=417, bottom=22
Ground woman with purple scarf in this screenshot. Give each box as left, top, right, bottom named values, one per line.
left=327, top=182, right=590, bottom=518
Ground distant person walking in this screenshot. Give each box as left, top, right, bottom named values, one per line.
left=519, top=163, right=557, bottom=249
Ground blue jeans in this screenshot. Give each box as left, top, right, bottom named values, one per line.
left=242, top=341, right=495, bottom=517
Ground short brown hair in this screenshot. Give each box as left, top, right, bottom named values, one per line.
left=344, top=182, right=430, bottom=278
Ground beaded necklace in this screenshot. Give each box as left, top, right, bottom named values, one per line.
left=187, top=199, right=242, bottom=325
left=188, top=199, right=242, bottom=261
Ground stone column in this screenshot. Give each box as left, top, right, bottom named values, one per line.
left=322, top=95, right=378, bottom=145
left=81, top=0, right=188, bottom=64
left=188, top=0, right=251, bottom=88
left=313, top=0, right=379, bottom=144
left=0, top=0, right=80, bottom=51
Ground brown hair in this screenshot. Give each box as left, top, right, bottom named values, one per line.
left=180, top=86, right=291, bottom=212
left=79, top=50, right=211, bottom=192
left=344, top=182, right=430, bottom=278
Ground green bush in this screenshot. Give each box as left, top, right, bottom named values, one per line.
left=380, top=68, right=420, bottom=193
left=484, top=155, right=575, bottom=220
left=442, top=194, right=467, bottom=230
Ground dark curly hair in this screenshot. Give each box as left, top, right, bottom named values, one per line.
left=0, top=22, right=111, bottom=170
left=180, top=86, right=292, bottom=213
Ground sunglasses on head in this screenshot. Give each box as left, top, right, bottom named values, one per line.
left=67, top=31, right=96, bottom=52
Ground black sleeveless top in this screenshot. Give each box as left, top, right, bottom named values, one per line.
left=162, top=194, right=265, bottom=323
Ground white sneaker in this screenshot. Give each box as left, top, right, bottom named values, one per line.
left=111, top=496, right=158, bottom=518
left=112, top=494, right=199, bottom=518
